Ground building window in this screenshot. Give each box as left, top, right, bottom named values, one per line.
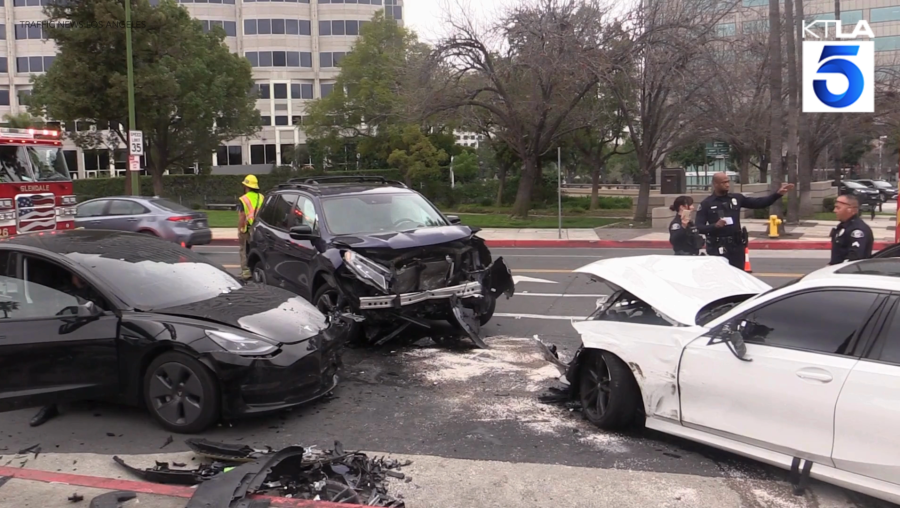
left=320, top=52, right=333, bottom=68
left=286, top=19, right=299, bottom=34
left=15, top=23, right=44, bottom=40
left=200, top=20, right=236, bottom=36
left=840, top=10, right=863, bottom=25
left=272, top=18, right=285, bottom=34
left=742, top=19, right=768, bottom=33
left=875, top=36, right=900, bottom=52
left=244, top=19, right=257, bottom=35
left=260, top=115, right=271, bottom=126
left=386, top=6, right=402, bottom=19
left=332, top=20, right=345, bottom=35
left=280, top=144, right=294, bottom=164
left=300, top=52, right=312, bottom=68
left=0, top=25, right=5, bottom=40
left=742, top=0, right=766, bottom=6
left=292, top=116, right=302, bottom=125
left=259, top=83, right=270, bottom=99
left=245, top=51, right=305, bottom=68
left=17, top=88, right=30, bottom=106
left=216, top=146, right=243, bottom=165
left=346, top=20, right=359, bottom=36
left=300, top=20, right=311, bottom=35
left=274, top=116, right=289, bottom=126
left=871, top=7, right=900, bottom=24
left=321, top=84, right=334, bottom=97
left=273, top=83, right=288, bottom=99
left=0, top=90, right=9, bottom=106
left=63, top=150, right=78, bottom=173
left=245, top=19, right=311, bottom=36
left=16, top=56, right=53, bottom=73
left=291, top=83, right=314, bottom=99
left=0, top=58, right=7, bottom=74
left=333, top=52, right=345, bottom=66
left=250, top=144, right=277, bottom=164
left=319, top=20, right=331, bottom=36
left=244, top=0, right=308, bottom=2
left=715, top=23, right=735, bottom=37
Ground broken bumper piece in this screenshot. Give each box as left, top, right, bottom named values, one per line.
left=358, top=281, right=482, bottom=310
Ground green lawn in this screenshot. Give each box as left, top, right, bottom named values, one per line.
left=201, top=209, right=621, bottom=229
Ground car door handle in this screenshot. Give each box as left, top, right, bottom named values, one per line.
left=89, top=220, right=100, bottom=224
left=126, top=218, right=138, bottom=222
left=796, top=368, right=833, bottom=383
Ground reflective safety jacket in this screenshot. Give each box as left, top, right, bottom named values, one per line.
left=239, top=191, right=263, bottom=233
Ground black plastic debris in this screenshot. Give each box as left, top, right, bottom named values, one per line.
left=449, top=295, right=488, bottom=348
left=113, top=456, right=222, bottom=485
left=67, top=493, right=84, bottom=502
left=160, top=435, right=174, bottom=449
left=88, top=491, right=135, bottom=508
left=112, top=439, right=409, bottom=507
left=17, top=444, right=39, bottom=455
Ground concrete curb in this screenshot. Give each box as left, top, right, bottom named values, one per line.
left=207, top=239, right=895, bottom=251
left=0, top=466, right=369, bottom=508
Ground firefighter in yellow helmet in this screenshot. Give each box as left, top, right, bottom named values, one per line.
left=237, top=175, right=263, bottom=281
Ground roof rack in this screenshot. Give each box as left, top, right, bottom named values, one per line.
left=296, top=175, right=408, bottom=188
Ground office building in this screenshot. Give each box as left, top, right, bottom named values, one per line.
left=0, top=0, right=403, bottom=178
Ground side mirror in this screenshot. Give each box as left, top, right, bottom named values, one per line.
left=709, top=321, right=752, bottom=362
left=446, top=215, right=461, bottom=224
left=289, top=225, right=317, bottom=240
left=727, top=330, right=748, bottom=359
left=77, top=301, right=101, bottom=318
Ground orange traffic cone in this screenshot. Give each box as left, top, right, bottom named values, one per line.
left=744, top=246, right=752, bottom=273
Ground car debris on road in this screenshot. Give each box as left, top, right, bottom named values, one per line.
left=113, top=438, right=409, bottom=507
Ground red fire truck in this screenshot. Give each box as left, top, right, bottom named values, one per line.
left=0, top=127, right=76, bottom=238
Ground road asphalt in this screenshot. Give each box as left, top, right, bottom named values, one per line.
left=0, top=247, right=891, bottom=508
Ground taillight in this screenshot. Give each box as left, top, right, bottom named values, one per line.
left=167, top=216, right=192, bottom=222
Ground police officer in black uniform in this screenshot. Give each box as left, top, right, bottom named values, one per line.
left=829, top=194, right=874, bottom=265
left=669, top=195, right=704, bottom=255
left=695, top=173, right=794, bottom=270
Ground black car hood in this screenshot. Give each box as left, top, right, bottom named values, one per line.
left=331, top=226, right=474, bottom=250
left=153, top=283, right=327, bottom=345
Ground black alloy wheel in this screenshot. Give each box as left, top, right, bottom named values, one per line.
left=143, top=352, right=220, bottom=433
left=578, top=350, right=641, bottom=430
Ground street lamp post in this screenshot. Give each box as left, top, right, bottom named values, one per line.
left=125, top=0, right=138, bottom=196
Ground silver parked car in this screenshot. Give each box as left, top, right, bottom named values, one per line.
left=74, top=196, right=212, bottom=247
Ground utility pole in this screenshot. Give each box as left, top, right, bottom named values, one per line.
left=125, top=0, right=140, bottom=196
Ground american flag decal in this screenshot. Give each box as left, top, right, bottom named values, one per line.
left=17, top=193, right=57, bottom=233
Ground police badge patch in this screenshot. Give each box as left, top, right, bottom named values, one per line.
left=851, top=230, right=865, bottom=238
left=732, top=198, right=737, bottom=206
left=671, top=223, right=681, bottom=230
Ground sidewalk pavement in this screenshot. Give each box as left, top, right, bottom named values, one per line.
left=210, top=215, right=898, bottom=250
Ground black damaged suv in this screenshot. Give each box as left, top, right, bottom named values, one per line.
left=246, top=176, right=515, bottom=347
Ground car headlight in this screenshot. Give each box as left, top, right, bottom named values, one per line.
left=342, top=251, right=391, bottom=293
left=206, top=330, right=278, bottom=355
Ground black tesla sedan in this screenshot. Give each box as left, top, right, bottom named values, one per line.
left=0, top=230, right=348, bottom=433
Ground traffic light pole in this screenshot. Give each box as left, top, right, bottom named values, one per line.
left=125, top=0, right=139, bottom=196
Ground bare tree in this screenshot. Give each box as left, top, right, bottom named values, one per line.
left=595, top=0, right=738, bottom=221
left=423, top=0, right=620, bottom=217
left=795, top=0, right=813, bottom=218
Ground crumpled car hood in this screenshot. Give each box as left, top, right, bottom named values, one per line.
left=331, top=225, right=474, bottom=250
left=153, top=283, right=327, bottom=345
left=574, top=255, right=771, bottom=326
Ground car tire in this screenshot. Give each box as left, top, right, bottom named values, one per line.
left=314, top=283, right=360, bottom=341
left=251, top=261, right=267, bottom=285
left=479, top=294, right=497, bottom=325
left=579, top=350, right=641, bottom=430
left=139, top=230, right=157, bottom=236
left=143, top=352, right=220, bottom=434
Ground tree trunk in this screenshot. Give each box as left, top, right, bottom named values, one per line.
left=768, top=0, right=785, bottom=220
left=124, top=164, right=134, bottom=195
left=633, top=164, right=652, bottom=222
left=590, top=165, right=601, bottom=210
left=832, top=0, right=843, bottom=186
left=511, top=156, right=538, bottom=217
left=795, top=0, right=813, bottom=219
left=785, top=0, right=800, bottom=225
left=496, top=163, right=508, bottom=207
left=739, top=156, right=750, bottom=188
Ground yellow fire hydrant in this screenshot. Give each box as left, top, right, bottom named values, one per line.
left=768, top=215, right=782, bottom=238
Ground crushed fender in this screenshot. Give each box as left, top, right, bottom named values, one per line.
left=449, top=295, right=487, bottom=348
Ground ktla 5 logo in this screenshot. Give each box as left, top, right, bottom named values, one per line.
left=802, top=20, right=875, bottom=113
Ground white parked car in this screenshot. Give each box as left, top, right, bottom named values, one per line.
left=566, top=255, right=900, bottom=504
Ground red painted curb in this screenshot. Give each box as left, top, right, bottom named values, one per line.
left=0, top=466, right=369, bottom=507
left=208, top=239, right=893, bottom=250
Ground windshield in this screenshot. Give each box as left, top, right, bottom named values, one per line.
left=320, top=193, right=448, bottom=235
left=844, top=181, right=865, bottom=189
left=0, top=145, right=69, bottom=182
left=871, top=181, right=893, bottom=188
left=66, top=249, right=241, bottom=310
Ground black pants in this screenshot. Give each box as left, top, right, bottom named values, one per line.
left=707, top=245, right=746, bottom=270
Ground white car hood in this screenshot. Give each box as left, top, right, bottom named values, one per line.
left=574, top=255, right=772, bottom=326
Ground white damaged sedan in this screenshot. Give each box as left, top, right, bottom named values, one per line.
left=565, top=255, right=900, bottom=504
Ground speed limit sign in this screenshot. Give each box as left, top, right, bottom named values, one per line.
left=129, top=131, right=143, bottom=156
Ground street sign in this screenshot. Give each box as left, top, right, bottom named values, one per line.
left=129, top=130, right=143, bottom=156
left=129, top=154, right=140, bottom=172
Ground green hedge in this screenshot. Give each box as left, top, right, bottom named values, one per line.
left=73, top=170, right=633, bottom=211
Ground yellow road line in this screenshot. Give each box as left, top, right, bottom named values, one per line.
left=221, top=265, right=804, bottom=278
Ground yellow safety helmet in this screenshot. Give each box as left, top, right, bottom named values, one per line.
left=242, top=174, right=259, bottom=190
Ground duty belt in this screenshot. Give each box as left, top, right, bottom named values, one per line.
left=708, top=235, right=740, bottom=245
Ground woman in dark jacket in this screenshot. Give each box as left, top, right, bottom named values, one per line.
left=669, top=195, right=704, bottom=255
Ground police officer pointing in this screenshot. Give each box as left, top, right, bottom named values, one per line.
left=829, top=194, right=874, bottom=265
left=695, top=173, right=794, bottom=270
